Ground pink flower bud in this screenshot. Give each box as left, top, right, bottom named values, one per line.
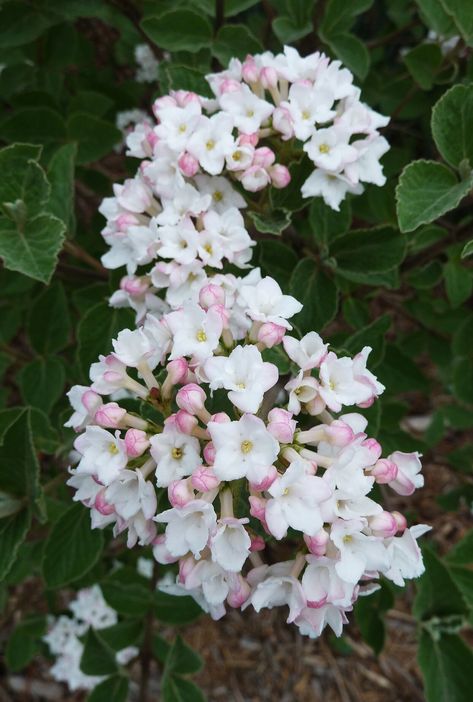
left=371, top=459, right=398, bottom=484
left=257, top=322, right=286, bottom=348
left=368, top=511, right=398, bottom=538
left=168, top=479, right=194, bottom=507
left=175, top=409, right=198, bottom=434
left=199, top=283, right=225, bottom=309
left=116, top=212, right=140, bottom=230
left=81, top=389, right=102, bottom=415
left=269, top=164, right=291, bottom=189
left=94, top=489, right=115, bottom=516
left=249, top=496, right=267, bottom=522
left=272, top=106, right=294, bottom=140
left=153, top=534, right=179, bottom=564
left=267, top=408, right=296, bottom=444
left=240, top=165, right=271, bottom=192
left=363, top=438, right=382, bottom=461
left=249, top=465, right=278, bottom=492
left=242, top=56, right=259, bottom=84
left=305, top=395, right=326, bottom=416
left=164, top=413, right=179, bottom=430
left=176, top=383, right=207, bottom=414
left=304, top=529, right=329, bottom=556
left=146, top=130, right=159, bottom=149
left=203, top=441, right=216, bottom=464
left=191, top=465, right=220, bottom=492
left=238, top=132, right=259, bottom=147
left=152, top=95, right=176, bottom=116
left=172, top=90, right=200, bottom=106
left=358, top=397, right=375, bottom=409
left=178, top=554, right=197, bottom=584
left=227, top=575, right=251, bottom=608
left=95, top=402, right=126, bottom=428
left=325, top=420, right=354, bottom=446
left=178, top=152, right=199, bottom=177
left=260, top=66, right=278, bottom=89
left=253, top=147, right=275, bottom=168
left=209, top=303, right=229, bottom=328
left=121, top=275, right=149, bottom=296
left=125, top=428, right=150, bottom=457
left=166, top=358, right=189, bottom=385
left=392, top=511, right=407, bottom=533
left=210, top=412, right=231, bottom=423
left=250, top=535, right=265, bottom=552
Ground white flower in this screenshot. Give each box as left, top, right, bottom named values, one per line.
left=150, top=428, right=201, bottom=487
left=194, top=174, right=246, bottom=213
left=202, top=208, right=254, bottom=262
left=383, top=525, right=431, bottom=586
left=208, top=413, right=279, bottom=483
left=318, top=352, right=376, bottom=412
left=105, top=468, right=157, bottom=521
left=188, top=113, right=235, bottom=175
left=295, top=604, right=348, bottom=638
left=64, top=385, right=102, bottom=431
left=155, top=499, right=217, bottom=559
left=344, top=135, right=390, bottom=186
left=302, top=556, right=354, bottom=608
left=387, top=451, right=424, bottom=496
left=283, top=82, right=336, bottom=140
left=154, top=101, right=202, bottom=151
left=74, top=426, right=127, bottom=485
left=219, top=84, right=274, bottom=133
left=330, top=518, right=390, bottom=584
left=112, top=327, right=162, bottom=370
left=301, top=170, right=363, bottom=210
left=285, top=371, right=319, bottom=414
left=249, top=561, right=306, bottom=623
left=210, top=517, right=251, bottom=572
left=166, top=303, right=223, bottom=362
left=265, top=461, right=332, bottom=539
left=304, top=126, right=358, bottom=172
left=157, top=183, right=211, bottom=226
left=204, top=345, right=278, bottom=413
left=238, top=276, right=302, bottom=329
left=282, top=332, right=328, bottom=370
left=157, top=218, right=200, bottom=265
left=68, top=585, right=117, bottom=629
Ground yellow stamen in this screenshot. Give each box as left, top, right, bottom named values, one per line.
left=241, top=440, right=253, bottom=454
left=196, top=329, right=207, bottom=342
left=108, top=442, right=119, bottom=455
left=172, top=447, right=183, bottom=459
left=319, top=143, right=330, bottom=154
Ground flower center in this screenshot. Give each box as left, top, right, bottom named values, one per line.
left=213, top=190, right=223, bottom=202
left=196, top=329, right=207, bottom=342
left=246, top=109, right=255, bottom=117
left=232, top=150, right=242, bottom=161
left=241, top=439, right=253, bottom=454
left=302, top=110, right=310, bottom=120
left=172, top=447, right=183, bottom=460
left=204, top=243, right=213, bottom=254
left=178, top=123, right=187, bottom=133
left=108, top=442, right=119, bottom=455
left=236, top=382, right=246, bottom=389
left=343, top=535, right=353, bottom=544
left=319, top=143, right=330, bottom=154
left=206, top=139, right=215, bottom=151
left=283, top=488, right=290, bottom=496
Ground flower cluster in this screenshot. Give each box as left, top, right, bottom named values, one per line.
left=66, top=270, right=429, bottom=639
left=100, top=46, right=389, bottom=315
left=43, top=586, right=138, bottom=692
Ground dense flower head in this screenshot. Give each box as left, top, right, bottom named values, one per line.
left=66, top=270, right=428, bottom=640
left=43, top=586, right=138, bottom=691
left=101, top=46, right=389, bottom=317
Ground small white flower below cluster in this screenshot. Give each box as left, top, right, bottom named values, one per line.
left=135, top=44, right=159, bottom=83
left=43, top=586, right=138, bottom=692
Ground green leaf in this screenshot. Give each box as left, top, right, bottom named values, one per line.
left=432, top=84, right=473, bottom=168
left=272, top=16, right=313, bottom=43
left=443, top=260, right=473, bottom=308
left=27, top=282, right=71, bottom=354
left=87, top=675, right=129, bottom=702
left=440, top=0, right=473, bottom=42
left=0, top=143, right=48, bottom=216
left=0, top=491, right=24, bottom=518
left=154, top=590, right=203, bottom=625
left=18, top=358, right=65, bottom=413
left=270, top=156, right=313, bottom=213
left=403, top=43, right=443, bottom=90
left=212, top=25, right=262, bottom=66
left=69, top=91, right=114, bottom=118
left=162, top=676, right=206, bottom=702
left=309, top=198, right=351, bottom=249
left=259, top=240, right=298, bottom=289
left=0, top=107, right=66, bottom=144
left=0, top=212, right=66, bottom=284
left=413, top=547, right=467, bottom=621
left=42, top=503, right=104, bottom=588
left=446, top=530, right=473, bottom=565
left=330, top=226, right=406, bottom=273
left=354, top=582, right=394, bottom=654
left=29, top=407, right=59, bottom=454
left=452, top=357, right=473, bottom=404
left=248, top=209, right=291, bottom=235
left=0, top=1, right=52, bottom=48
left=320, top=0, right=374, bottom=78
left=163, top=65, right=213, bottom=98
left=77, top=303, right=134, bottom=380
left=80, top=629, right=118, bottom=676
left=344, top=314, right=391, bottom=366
left=290, top=260, right=338, bottom=333
left=5, top=616, right=46, bottom=672
left=67, top=113, right=121, bottom=165
left=47, top=143, right=76, bottom=231
left=415, top=0, right=457, bottom=35
left=418, top=631, right=473, bottom=702
left=164, top=635, right=203, bottom=676
left=461, top=239, right=473, bottom=258
left=396, top=160, right=473, bottom=233
left=99, top=620, right=143, bottom=652
left=101, top=580, right=152, bottom=617
left=142, top=11, right=213, bottom=52
left=0, top=509, right=31, bottom=580
left=0, top=409, right=42, bottom=511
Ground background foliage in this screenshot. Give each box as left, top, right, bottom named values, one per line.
left=0, top=1, right=472, bottom=700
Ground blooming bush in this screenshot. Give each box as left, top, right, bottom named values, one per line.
left=0, top=2, right=472, bottom=702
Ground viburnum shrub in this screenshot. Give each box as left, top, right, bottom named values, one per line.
left=1, top=3, right=472, bottom=702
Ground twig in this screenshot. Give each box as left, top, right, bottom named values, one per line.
left=215, top=0, right=225, bottom=34
left=63, top=241, right=109, bottom=278
left=367, top=20, right=419, bottom=49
